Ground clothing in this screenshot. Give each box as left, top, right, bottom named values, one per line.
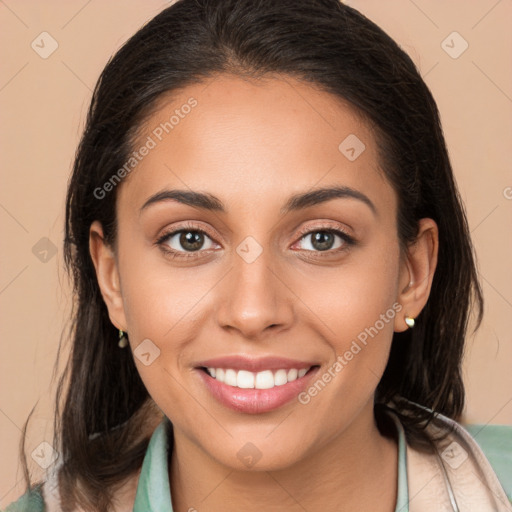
left=5, top=410, right=512, bottom=511
left=132, top=413, right=410, bottom=511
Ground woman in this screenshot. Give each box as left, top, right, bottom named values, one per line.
left=6, top=0, right=512, bottom=510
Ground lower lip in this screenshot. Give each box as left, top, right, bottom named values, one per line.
left=196, top=367, right=319, bottom=414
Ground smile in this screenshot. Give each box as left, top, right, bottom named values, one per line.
left=202, top=367, right=311, bottom=389
left=194, top=356, right=320, bottom=414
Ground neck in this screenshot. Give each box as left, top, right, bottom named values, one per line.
left=169, top=402, right=398, bottom=512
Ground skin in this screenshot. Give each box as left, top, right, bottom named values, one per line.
left=89, top=74, right=438, bottom=512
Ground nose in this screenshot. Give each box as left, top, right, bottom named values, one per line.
left=216, top=242, right=294, bottom=341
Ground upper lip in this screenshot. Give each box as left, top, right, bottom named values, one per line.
left=195, top=355, right=319, bottom=372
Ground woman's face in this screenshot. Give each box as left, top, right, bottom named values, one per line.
left=91, top=73, right=425, bottom=470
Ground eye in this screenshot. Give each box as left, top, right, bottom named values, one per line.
left=293, top=225, right=356, bottom=253
left=155, top=223, right=219, bottom=259
left=155, top=222, right=356, bottom=260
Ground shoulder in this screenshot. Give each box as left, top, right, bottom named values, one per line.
left=409, top=412, right=512, bottom=509
left=385, top=404, right=512, bottom=510
left=2, top=484, right=45, bottom=512
left=462, top=422, right=512, bottom=503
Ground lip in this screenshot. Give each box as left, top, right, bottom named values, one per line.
left=195, top=364, right=320, bottom=414
left=195, top=355, right=318, bottom=372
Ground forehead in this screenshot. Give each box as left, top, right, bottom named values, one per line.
left=118, top=73, right=394, bottom=218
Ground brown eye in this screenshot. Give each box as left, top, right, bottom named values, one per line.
left=176, top=231, right=207, bottom=252
left=295, top=228, right=355, bottom=253
left=306, top=231, right=337, bottom=251
left=160, top=229, right=216, bottom=253
left=155, top=222, right=220, bottom=260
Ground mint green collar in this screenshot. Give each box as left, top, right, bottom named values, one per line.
left=133, top=415, right=409, bottom=511
left=133, top=418, right=173, bottom=511
left=393, top=412, right=410, bottom=512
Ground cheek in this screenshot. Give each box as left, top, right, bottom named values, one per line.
left=296, top=234, right=401, bottom=344
left=116, top=244, right=219, bottom=404
left=116, top=225, right=202, bottom=341
left=293, top=239, right=401, bottom=408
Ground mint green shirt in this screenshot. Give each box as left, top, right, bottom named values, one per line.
left=4, top=416, right=511, bottom=511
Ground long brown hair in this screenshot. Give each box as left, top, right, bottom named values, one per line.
left=20, top=0, right=483, bottom=510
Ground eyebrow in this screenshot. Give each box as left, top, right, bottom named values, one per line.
left=139, top=185, right=377, bottom=217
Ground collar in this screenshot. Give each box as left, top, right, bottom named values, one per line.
left=133, top=417, right=173, bottom=511
left=133, top=414, right=409, bottom=512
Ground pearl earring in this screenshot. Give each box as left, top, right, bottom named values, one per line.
left=405, top=316, right=415, bottom=328
left=118, top=329, right=128, bottom=348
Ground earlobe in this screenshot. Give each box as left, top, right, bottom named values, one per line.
left=394, top=218, right=439, bottom=332
left=89, top=220, right=127, bottom=331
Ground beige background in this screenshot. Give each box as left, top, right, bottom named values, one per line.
left=1, top=0, right=511, bottom=506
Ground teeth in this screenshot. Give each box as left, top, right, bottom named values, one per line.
left=255, top=370, right=274, bottom=389
left=274, top=369, right=288, bottom=386
left=225, top=369, right=237, bottom=386
left=205, top=366, right=312, bottom=389
left=287, top=368, right=298, bottom=380
left=237, top=370, right=255, bottom=388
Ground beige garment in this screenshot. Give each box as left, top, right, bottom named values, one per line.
left=396, top=410, right=512, bottom=511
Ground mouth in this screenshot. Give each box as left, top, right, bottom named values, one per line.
left=198, top=365, right=318, bottom=389
left=194, top=357, right=320, bottom=414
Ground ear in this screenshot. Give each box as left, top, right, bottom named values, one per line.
left=394, top=218, right=439, bottom=332
left=89, top=220, right=128, bottom=331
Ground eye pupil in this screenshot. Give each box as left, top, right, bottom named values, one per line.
left=180, top=231, right=204, bottom=251
left=311, top=231, right=334, bottom=251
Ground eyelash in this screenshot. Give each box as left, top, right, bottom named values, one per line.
left=155, top=221, right=356, bottom=260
